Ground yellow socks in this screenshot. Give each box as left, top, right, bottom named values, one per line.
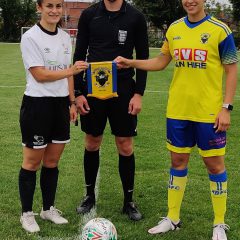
left=209, top=171, right=227, bottom=225
left=167, top=168, right=188, bottom=222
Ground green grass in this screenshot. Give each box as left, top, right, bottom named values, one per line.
left=0, top=44, right=240, bottom=240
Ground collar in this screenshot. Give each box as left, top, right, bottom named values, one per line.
left=184, top=14, right=211, bottom=28
left=37, top=22, right=58, bottom=35
left=100, top=0, right=127, bottom=13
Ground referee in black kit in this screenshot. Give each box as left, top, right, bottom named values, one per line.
left=73, top=0, right=149, bottom=221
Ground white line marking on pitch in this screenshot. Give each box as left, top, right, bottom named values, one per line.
left=1, top=86, right=240, bottom=100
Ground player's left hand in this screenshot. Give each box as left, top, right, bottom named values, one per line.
left=70, top=104, right=78, bottom=122
left=128, top=93, right=142, bottom=115
left=214, top=108, right=231, bottom=132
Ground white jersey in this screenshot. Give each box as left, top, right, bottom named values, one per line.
left=20, top=24, right=72, bottom=97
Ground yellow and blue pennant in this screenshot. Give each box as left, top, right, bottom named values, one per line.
left=87, top=61, right=118, bottom=100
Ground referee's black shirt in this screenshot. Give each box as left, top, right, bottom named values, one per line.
left=73, top=0, right=149, bottom=96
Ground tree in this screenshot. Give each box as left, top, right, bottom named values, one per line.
left=0, top=0, right=36, bottom=42
left=230, top=0, right=240, bottom=21
left=131, top=0, right=185, bottom=29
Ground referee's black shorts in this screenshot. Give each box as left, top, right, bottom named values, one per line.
left=80, top=92, right=137, bottom=137
left=19, top=95, right=70, bottom=149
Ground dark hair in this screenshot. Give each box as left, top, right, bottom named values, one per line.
left=37, top=0, right=43, bottom=6
left=36, top=0, right=63, bottom=27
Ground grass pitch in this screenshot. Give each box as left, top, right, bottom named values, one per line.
left=0, top=44, right=240, bottom=239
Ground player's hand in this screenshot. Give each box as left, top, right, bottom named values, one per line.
left=114, top=56, right=132, bottom=69
left=214, top=108, right=231, bottom=133
left=70, top=104, right=78, bottom=122
left=72, top=61, right=89, bottom=75
left=128, top=93, right=142, bottom=115
left=75, top=95, right=90, bottom=115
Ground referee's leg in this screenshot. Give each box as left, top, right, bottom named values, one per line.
left=116, top=136, right=142, bottom=221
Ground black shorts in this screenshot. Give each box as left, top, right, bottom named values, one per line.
left=80, top=93, right=137, bottom=137
left=19, top=95, right=70, bottom=149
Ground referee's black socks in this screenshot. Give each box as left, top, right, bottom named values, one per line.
left=119, top=153, right=135, bottom=203
left=84, top=149, right=99, bottom=197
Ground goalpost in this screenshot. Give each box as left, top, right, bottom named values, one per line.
left=21, top=27, right=78, bottom=46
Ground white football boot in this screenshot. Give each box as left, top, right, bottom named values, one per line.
left=148, top=217, right=181, bottom=234
left=20, top=211, right=40, bottom=233
left=40, top=206, right=68, bottom=224
left=212, top=224, right=229, bottom=240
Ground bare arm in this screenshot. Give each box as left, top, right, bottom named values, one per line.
left=68, top=75, right=78, bottom=122
left=115, top=54, right=172, bottom=71
left=68, top=75, right=75, bottom=102
left=214, top=62, right=238, bottom=132
left=223, top=62, right=238, bottom=104
left=29, top=61, right=88, bottom=82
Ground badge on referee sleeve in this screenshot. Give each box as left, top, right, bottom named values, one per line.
left=87, top=61, right=118, bottom=100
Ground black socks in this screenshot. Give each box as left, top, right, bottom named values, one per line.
left=40, top=166, right=59, bottom=211
left=19, top=168, right=36, bottom=213
left=119, top=153, right=135, bottom=203
left=84, top=149, right=99, bottom=197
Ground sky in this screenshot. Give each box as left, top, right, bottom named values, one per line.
left=215, top=0, right=231, bottom=5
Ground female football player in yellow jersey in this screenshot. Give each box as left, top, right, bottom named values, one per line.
left=115, top=0, right=238, bottom=239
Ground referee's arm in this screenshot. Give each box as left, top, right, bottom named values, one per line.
left=134, top=13, right=149, bottom=96
left=73, top=10, right=89, bottom=97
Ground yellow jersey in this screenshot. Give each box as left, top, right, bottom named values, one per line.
left=161, top=15, right=238, bottom=122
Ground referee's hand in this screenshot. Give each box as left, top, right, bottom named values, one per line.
left=128, top=93, right=142, bottom=115
left=75, top=95, right=90, bottom=115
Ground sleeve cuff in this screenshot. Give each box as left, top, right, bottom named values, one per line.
left=74, top=90, right=83, bottom=98
left=134, top=90, right=144, bottom=96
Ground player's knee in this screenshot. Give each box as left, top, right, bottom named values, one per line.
left=116, top=139, right=133, bottom=156
left=208, top=165, right=225, bottom=175
left=85, top=135, right=102, bottom=151
left=43, top=158, right=59, bottom=168
left=22, top=160, right=41, bottom=171
left=119, top=148, right=133, bottom=156
left=171, top=158, right=188, bottom=169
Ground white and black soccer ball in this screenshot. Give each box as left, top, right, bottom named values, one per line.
left=81, top=218, right=117, bottom=240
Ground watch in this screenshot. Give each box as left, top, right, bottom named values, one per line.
left=222, top=103, right=233, bottom=111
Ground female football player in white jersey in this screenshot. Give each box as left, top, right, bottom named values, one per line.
left=19, top=0, right=88, bottom=233
left=115, top=0, right=238, bottom=239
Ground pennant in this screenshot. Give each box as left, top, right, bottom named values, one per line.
left=87, top=61, right=118, bottom=100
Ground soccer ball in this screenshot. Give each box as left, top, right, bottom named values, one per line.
left=81, top=218, right=117, bottom=240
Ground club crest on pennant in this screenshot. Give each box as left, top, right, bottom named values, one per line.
left=87, top=61, right=118, bottom=99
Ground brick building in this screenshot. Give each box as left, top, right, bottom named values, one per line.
left=63, top=0, right=94, bottom=29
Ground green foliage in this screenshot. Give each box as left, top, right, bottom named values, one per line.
left=132, top=0, right=185, bottom=29
left=148, top=30, right=163, bottom=48
left=206, top=0, right=232, bottom=19
left=230, top=0, right=240, bottom=21
left=0, top=0, right=36, bottom=42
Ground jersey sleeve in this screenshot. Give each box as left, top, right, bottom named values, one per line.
left=20, top=35, right=45, bottom=69
left=219, top=32, right=238, bottom=65
left=160, top=39, right=170, bottom=55
left=66, top=33, right=72, bottom=66
left=134, top=12, right=149, bottom=96
left=73, top=8, right=90, bottom=95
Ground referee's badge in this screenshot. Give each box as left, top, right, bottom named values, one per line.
left=118, top=30, right=127, bottom=45
left=87, top=61, right=118, bottom=100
